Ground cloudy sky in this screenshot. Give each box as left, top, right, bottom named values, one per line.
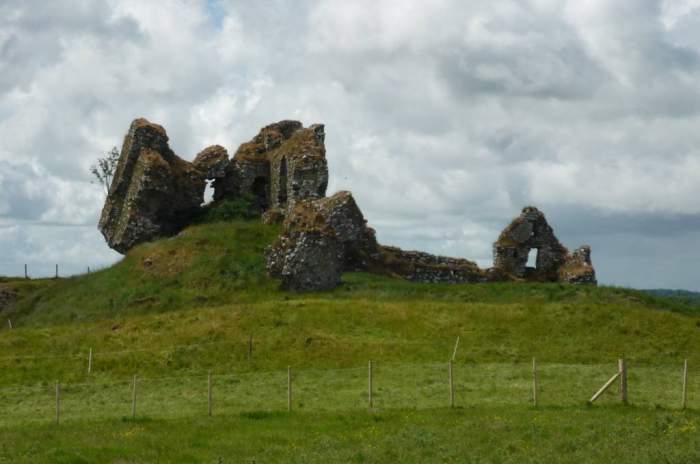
left=1, top=0, right=700, bottom=290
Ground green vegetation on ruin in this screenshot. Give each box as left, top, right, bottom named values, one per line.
left=1, top=219, right=699, bottom=463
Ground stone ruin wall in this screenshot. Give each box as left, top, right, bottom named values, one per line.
left=267, top=192, right=597, bottom=291
left=99, top=118, right=597, bottom=291
left=99, top=118, right=328, bottom=254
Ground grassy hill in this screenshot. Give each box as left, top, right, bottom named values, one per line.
left=1, top=219, right=699, bottom=463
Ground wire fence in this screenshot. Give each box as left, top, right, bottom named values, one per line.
left=7, top=263, right=105, bottom=281
left=0, top=361, right=697, bottom=427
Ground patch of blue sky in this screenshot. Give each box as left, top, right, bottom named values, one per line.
left=205, top=0, right=225, bottom=29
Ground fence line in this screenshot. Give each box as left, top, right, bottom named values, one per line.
left=14, top=263, right=108, bottom=281
left=0, top=360, right=697, bottom=427
left=0, top=359, right=695, bottom=393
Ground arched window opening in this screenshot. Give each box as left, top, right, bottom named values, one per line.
left=202, top=180, right=215, bottom=206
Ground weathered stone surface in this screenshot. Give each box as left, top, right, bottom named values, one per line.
left=99, top=118, right=329, bottom=253
left=266, top=191, right=376, bottom=290
left=278, top=231, right=344, bottom=292
left=559, top=245, right=597, bottom=284
left=193, top=145, right=229, bottom=179
left=267, top=191, right=487, bottom=289
left=492, top=207, right=596, bottom=284
left=214, top=121, right=328, bottom=215
left=376, top=246, right=486, bottom=283
left=492, top=206, right=569, bottom=281
left=284, top=191, right=379, bottom=269
left=98, top=118, right=206, bottom=254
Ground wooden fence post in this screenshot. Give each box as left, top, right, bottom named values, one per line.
left=449, top=361, right=454, bottom=408
left=451, top=336, right=460, bottom=362
left=24, top=264, right=28, bottom=279
left=589, top=372, right=620, bottom=404
left=208, top=370, right=213, bottom=417
left=532, top=357, right=538, bottom=407
left=287, top=366, right=292, bottom=412
left=55, top=381, right=61, bottom=425
left=131, top=375, right=137, bottom=419
left=682, top=359, right=688, bottom=410
left=55, top=264, right=58, bottom=279
left=88, top=348, right=92, bottom=375
left=619, top=358, right=628, bottom=405
left=368, top=361, right=373, bottom=409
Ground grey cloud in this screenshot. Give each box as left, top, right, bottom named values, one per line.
left=0, top=1, right=143, bottom=94
left=439, top=38, right=610, bottom=101
left=0, top=162, right=51, bottom=220
left=541, top=207, right=700, bottom=240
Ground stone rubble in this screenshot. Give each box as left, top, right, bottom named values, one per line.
left=559, top=245, right=597, bottom=284
left=376, top=246, right=486, bottom=284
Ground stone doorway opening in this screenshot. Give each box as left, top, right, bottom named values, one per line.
left=251, top=176, right=269, bottom=212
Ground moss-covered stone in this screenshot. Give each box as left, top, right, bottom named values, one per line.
left=268, top=191, right=494, bottom=290
left=98, top=118, right=206, bottom=254
left=376, top=246, right=487, bottom=283
left=193, top=145, right=229, bottom=180
left=492, top=207, right=596, bottom=284
left=559, top=245, right=597, bottom=284
left=265, top=191, right=374, bottom=291
left=214, top=121, right=327, bottom=217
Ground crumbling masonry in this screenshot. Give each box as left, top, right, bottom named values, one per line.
left=99, top=118, right=596, bottom=290
left=99, top=119, right=327, bottom=253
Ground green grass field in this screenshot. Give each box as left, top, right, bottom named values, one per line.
left=1, top=220, right=699, bottom=463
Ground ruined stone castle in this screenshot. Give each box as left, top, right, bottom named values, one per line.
left=99, top=118, right=596, bottom=291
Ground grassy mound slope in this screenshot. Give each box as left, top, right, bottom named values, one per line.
left=1, top=220, right=699, bottom=382
left=1, top=220, right=699, bottom=463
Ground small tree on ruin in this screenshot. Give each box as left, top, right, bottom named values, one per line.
left=91, top=147, right=120, bottom=196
